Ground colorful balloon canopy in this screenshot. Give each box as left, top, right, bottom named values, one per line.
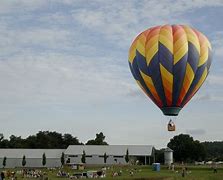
left=128, top=25, right=212, bottom=116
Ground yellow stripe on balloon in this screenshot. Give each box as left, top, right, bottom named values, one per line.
left=177, top=63, right=195, bottom=105
left=146, top=44, right=158, bottom=65
left=183, top=25, right=200, bottom=54
left=198, top=45, right=208, bottom=67
left=197, top=33, right=209, bottom=67
left=174, top=35, right=187, bottom=52
left=173, top=27, right=188, bottom=65
left=136, top=80, right=150, bottom=98
left=159, top=26, right=173, bottom=53
left=145, top=34, right=159, bottom=65
left=192, top=67, right=208, bottom=94
left=128, top=40, right=137, bottom=64
left=136, top=42, right=145, bottom=57
left=140, top=70, right=162, bottom=105
left=204, top=36, right=212, bottom=50
left=174, top=42, right=188, bottom=65
left=184, top=67, right=208, bottom=106
left=159, top=35, right=173, bottom=53
left=160, top=63, right=173, bottom=105
left=136, top=34, right=146, bottom=57
left=146, top=34, right=159, bottom=48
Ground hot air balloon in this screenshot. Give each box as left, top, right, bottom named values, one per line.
left=128, top=25, right=212, bottom=131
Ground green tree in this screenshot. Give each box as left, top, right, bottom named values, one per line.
left=2, top=156, right=6, bottom=168
left=103, top=152, right=108, bottom=164
left=25, top=135, right=37, bottom=148
left=9, top=135, right=25, bottom=148
left=42, top=153, right=46, bottom=167
left=63, top=134, right=82, bottom=148
left=125, top=149, right=129, bottom=163
left=168, top=134, right=206, bottom=162
left=22, top=155, right=26, bottom=167
left=155, top=149, right=165, bottom=164
left=0, top=134, right=3, bottom=141
left=36, top=131, right=63, bottom=149
left=1, top=131, right=83, bottom=149
left=81, top=150, right=86, bottom=163
left=192, top=140, right=206, bottom=161
left=202, top=141, right=223, bottom=160
left=0, top=139, right=10, bottom=148
left=86, top=132, right=108, bottom=145
left=61, top=152, right=65, bottom=166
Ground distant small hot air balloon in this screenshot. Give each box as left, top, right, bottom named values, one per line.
left=128, top=25, right=212, bottom=131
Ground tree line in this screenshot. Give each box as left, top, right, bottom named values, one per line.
left=0, top=131, right=108, bottom=149
left=1, top=131, right=223, bottom=163
left=156, top=134, right=223, bottom=163
left=202, top=141, right=223, bottom=161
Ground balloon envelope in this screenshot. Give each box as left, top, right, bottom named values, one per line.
left=128, top=25, right=212, bottom=116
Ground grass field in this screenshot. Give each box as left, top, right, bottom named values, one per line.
left=1, top=165, right=223, bottom=180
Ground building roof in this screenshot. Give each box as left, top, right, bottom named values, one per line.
left=65, top=145, right=154, bottom=156
left=0, top=149, right=65, bottom=158
left=164, top=147, right=173, bottom=152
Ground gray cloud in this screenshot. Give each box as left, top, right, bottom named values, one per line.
left=0, top=53, right=135, bottom=107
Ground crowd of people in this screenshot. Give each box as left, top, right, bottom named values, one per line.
left=0, top=170, right=16, bottom=180
left=22, top=169, right=47, bottom=179
left=0, top=163, right=221, bottom=179
left=0, top=169, right=49, bottom=180
left=57, top=170, right=69, bottom=177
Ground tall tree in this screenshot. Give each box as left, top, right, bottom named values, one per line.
left=86, top=132, right=108, bottom=145
left=61, top=152, right=65, bottom=166
left=155, top=149, right=165, bottom=164
left=168, top=134, right=206, bottom=162
left=202, top=141, right=223, bottom=160
left=42, top=153, right=46, bottom=167
left=2, top=156, right=6, bottom=168
left=63, top=134, right=82, bottom=148
left=0, top=139, right=10, bottom=148
left=22, top=155, right=26, bottom=167
left=103, top=152, right=108, bottom=164
left=9, top=135, right=24, bottom=148
left=81, top=150, right=86, bottom=163
left=0, top=134, right=3, bottom=141
left=125, top=149, right=129, bottom=163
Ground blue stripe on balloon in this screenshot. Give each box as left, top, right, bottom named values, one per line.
left=136, top=50, right=150, bottom=76
left=207, top=48, right=212, bottom=72
left=148, top=53, right=167, bottom=107
left=129, top=60, right=158, bottom=105
left=187, top=42, right=199, bottom=73
left=129, top=60, right=139, bottom=81
left=158, top=42, right=173, bottom=73
left=172, top=53, right=188, bottom=106
left=181, top=63, right=206, bottom=106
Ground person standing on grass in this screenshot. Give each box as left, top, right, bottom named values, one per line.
left=181, top=166, right=185, bottom=177
left=181, top=161, right=186, bottom=177
left=0, top=172, right=5, bottom=180
left=213, top=163, right=218, bottom=173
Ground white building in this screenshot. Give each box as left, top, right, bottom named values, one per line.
left=0, top=145, right=155, bottom=168
left=65, top=145, right=155, bottom=165
left=164, top=147, right=173, bottom=165
left=0, top=149, right=64, bottom=168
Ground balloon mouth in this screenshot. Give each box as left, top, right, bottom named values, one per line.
left=161, top=107, right=182, bottom=116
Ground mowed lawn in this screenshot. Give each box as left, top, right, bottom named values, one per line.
left=1, top=165, right=223, bottom=180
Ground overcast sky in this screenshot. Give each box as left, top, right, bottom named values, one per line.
left=0, top=0, right=223, bottom=148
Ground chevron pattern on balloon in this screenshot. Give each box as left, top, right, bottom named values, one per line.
left=128, top=25, right=212, bottom=114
